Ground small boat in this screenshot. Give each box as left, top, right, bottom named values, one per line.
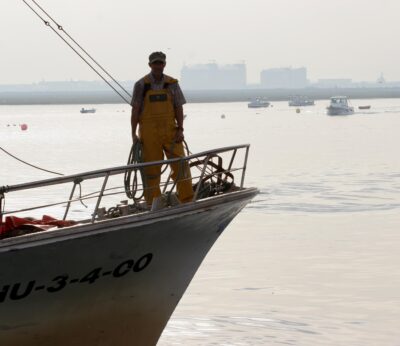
left=248, top=98, right=270, bottom=108
left=326, top=96, right=354, bottom=116
left=358, top=105, right=371, bottom=110
left=0, top=144, right=257, bottom=345
left=288, top=95, right=315, bottom=107
left=80, top=108, right=96, bottom=114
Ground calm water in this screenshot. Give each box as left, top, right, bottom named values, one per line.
left=1, top=99, right=400, bottom=345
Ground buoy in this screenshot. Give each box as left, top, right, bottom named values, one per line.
left=221, top=114, right=225, bottom=119
left=296, top=108, right=301, bottom=114
left=20, top=124, right=28, bottom=131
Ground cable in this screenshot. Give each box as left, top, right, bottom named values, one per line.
left=0, top=146, right=64, bottom=176
left=22, top=0, right=131, bottom=105
left=29, top=0, right=132, bottom=99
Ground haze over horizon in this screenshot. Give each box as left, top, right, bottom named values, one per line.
left=2, top=0, right=400, bottom=85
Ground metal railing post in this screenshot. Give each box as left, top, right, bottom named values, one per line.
left=63, top=182, right=78, bottom=220
left=240, top=146, right=250, bottom=189
left=91, top=173, right=110, bottom=223
left=192, top=155, right=210, bottom=202
left=227, top=149, right=237, bottom=172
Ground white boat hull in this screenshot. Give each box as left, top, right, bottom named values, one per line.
left=0, top=188, right=257, bottom=346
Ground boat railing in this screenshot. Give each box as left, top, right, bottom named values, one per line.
left=0, top=144, right=250, bottom=225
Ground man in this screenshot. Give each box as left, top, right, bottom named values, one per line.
left=130, top=51, right=193, bottom=206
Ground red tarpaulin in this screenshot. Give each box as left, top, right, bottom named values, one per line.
left=0, top=215, right=77, bottom=239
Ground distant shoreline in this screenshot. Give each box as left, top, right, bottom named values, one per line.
left=1, top=87, right=400, bottom=105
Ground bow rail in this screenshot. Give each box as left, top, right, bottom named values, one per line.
left=0, top=145, right=250, bottom=227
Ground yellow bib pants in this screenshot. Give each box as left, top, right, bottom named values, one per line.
left=139, top=78, right=193, bottom=206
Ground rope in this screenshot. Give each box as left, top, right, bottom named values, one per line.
left=124, top=140, right=192, bottom=202
left=22, top=0, right=132, bottom=105
left=77, top=183, right=88, bottom=208
left=0, top=146, right=64, bottom=176
left=124, top=141, right=146, bottom=201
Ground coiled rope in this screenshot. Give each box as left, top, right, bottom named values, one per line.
left=124, top=140, right=192, bottom=202
left=124, top=141, right=146, bottom=201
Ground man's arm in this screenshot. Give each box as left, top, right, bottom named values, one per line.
left=173, top=82, right=186, bottom=143
left=131, top=104, right=140, bottom=143
left=130, top=81, right=143, bottom=143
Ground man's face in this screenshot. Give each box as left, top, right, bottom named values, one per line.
left=149, top=61, right=166, bottom=76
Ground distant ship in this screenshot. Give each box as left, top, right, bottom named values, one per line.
left=248, top=98, right=270, bottom=108
left=288, top=95, right=315, bottom=107
left=80, top=108, right=96, bottom=114
left=326, top=96, right=354, bottom=116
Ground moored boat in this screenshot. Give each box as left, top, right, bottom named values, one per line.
left=0, top=145, right=257, bottom=346
left=248, top=98, right=270, bottom=108
left=288, top=95, right=315, bottom=107
left=80, top=107, right=96, bottom=114
left=326, top=96, right=354, bottom=116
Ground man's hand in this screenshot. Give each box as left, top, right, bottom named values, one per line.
left=175, top=128, right=184, bottom=143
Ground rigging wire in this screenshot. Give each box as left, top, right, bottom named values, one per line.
left=28, top=0, right=132, bottom=100
left=0, top=146, right=64, bottom=176
left=2, top=1, right=132, bottom=176
left=13, top=1, right=205, bottom=195
left=21, top=0, right=132, bottom=105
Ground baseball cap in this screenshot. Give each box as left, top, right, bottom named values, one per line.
left=149, top=51, right=166, bottom=64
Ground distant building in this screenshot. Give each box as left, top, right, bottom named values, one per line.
left=180, top=63, right=246, bottom=90
left=260, top=67, right=308, bottom=89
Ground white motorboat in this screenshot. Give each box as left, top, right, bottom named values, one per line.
left=288, top=95, right=315, bottom=107
left=0, top=145, right=257, bottom=346
left=80, top=108, right=96, bottom=114
left=326, top=96, right=354, bottom=116
left=248, top=98, right=270, bottom=108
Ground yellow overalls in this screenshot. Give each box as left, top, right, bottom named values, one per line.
left=139, top=76, right=194, bottom=206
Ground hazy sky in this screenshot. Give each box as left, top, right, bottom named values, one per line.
left=2, top=0, right=400, bottom=84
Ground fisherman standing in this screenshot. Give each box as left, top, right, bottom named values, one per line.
left=130, top=52, right=193, bottom=206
